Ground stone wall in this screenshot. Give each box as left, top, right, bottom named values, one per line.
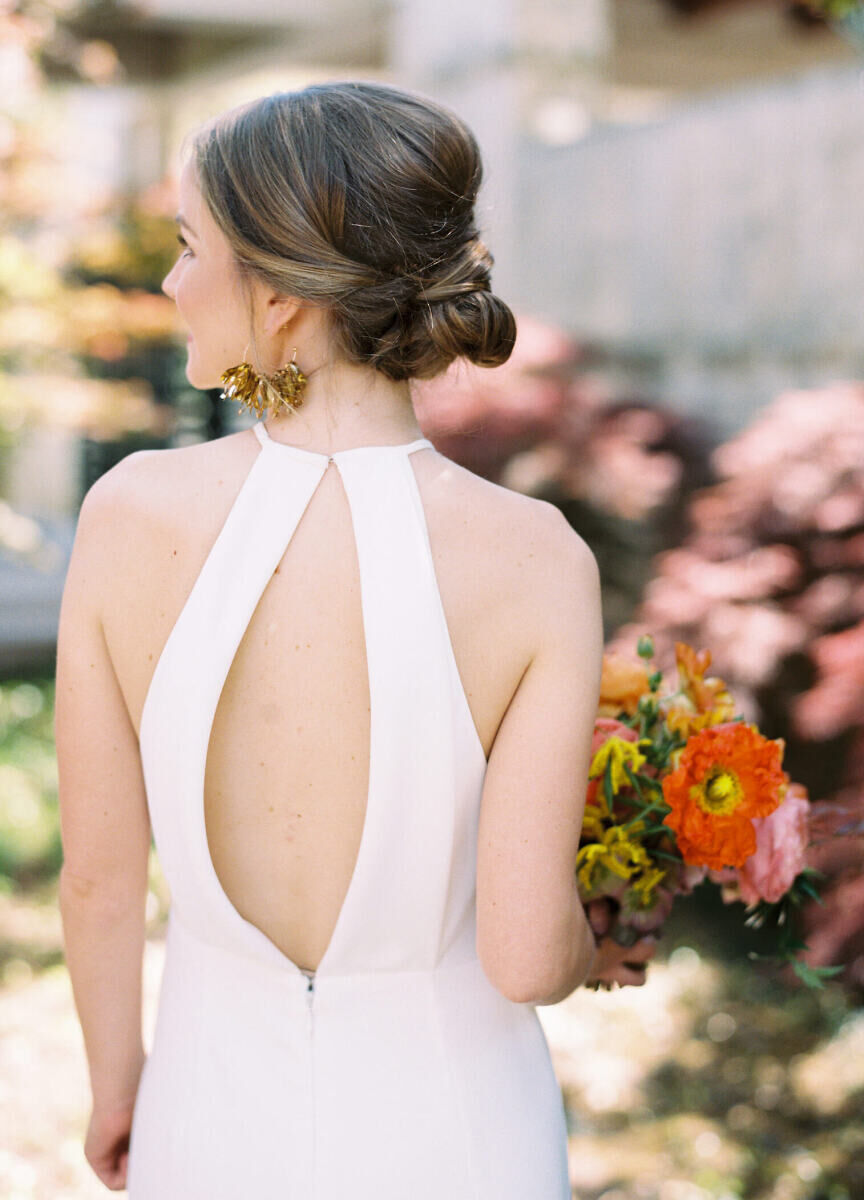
left=515, top=64, right=864, bottom=437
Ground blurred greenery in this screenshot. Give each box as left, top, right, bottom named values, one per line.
left=63, top=204, right=182, bottom=293
left=0, top=2, right=189, bottom=449
left=0, top=674, right=171, bottom=985
left=0, top=676, right=61, bottom=888
left=561, top=896, right=864, bottom=1200
left=807, top=0, right=863, bottom=16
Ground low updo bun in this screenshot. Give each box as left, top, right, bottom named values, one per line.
left=414, top=288, right=517, bottom=378
left=189, top=81, right=517, bottom=381
left=338, top=237, right=516, bottom=381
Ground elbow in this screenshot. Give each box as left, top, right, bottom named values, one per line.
left=477, top=947, right=564, bottom=1006
left=486, top=967, right=563, bottom=1007
left=58, top=866, right=101, bottom=905
left=478, top=919, right=598, bottom=1006
left=497, top=979, right=549, bottom=1006
left=494, top=958, right=592, bottom=1007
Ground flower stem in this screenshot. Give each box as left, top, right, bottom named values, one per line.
left=622, top=800, right=671, bottom=830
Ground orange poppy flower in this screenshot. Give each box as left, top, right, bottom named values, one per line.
left=661, top=721, right=788, bottom=869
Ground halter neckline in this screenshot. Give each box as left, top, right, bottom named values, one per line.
left=253, top=421, right=433, bottom=461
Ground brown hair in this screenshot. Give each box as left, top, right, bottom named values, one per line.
left=187, top=80, right=516, bottom=381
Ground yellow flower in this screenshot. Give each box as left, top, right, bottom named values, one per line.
left=603, top=826, right=651, bottom=875
left=630, top=865, right=667, bottom=904
left=589, top=736, right=648, bottom=794
left=665, top=703, right=727, bottom=738
left=577, top=826, right=650, bottom=891
left=576, top=843, right=611, bottom=891
left=581, top=805, right=607, bottom=840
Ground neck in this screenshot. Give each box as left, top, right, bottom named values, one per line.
left=260, top=360, right=424, bottom=453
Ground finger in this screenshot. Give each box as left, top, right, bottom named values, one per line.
left=587, top=900, right=611, bottom=936
left=624, top=937, right=658, bottom=963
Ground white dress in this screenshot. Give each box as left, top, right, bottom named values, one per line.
left=125, top=420, right=571, bottom=1198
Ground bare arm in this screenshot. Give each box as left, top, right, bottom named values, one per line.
left=476, top=505, right=604, bottom=1006
left=55, top=459, right=152, bottom=1113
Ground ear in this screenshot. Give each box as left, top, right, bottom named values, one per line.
left=261, top=290, right=303, bottom=338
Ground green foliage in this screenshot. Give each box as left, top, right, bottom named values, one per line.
left=0, top=3, right=182, bottom=440
left=809, top=0, right=864, bottom=16
left=742, top=869, right=843, bottom=988
left=0, top=678, right=62, bottom=887
left=63, top=204, right=180, bottom=292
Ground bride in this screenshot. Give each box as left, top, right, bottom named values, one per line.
left=55, top=79, right=656, bottom=1195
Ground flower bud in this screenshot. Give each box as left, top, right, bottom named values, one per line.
left=637, top=635, right=655, bottom=660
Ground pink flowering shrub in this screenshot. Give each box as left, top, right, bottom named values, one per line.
left=609, top=383, right=864, bottom=992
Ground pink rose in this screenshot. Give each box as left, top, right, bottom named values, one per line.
left=736, top=783, right=810, bottom=905
left=591, top=717, right=639, bottom=757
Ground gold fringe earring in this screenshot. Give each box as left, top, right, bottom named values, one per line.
left=219, top=349, right=308, bottom=418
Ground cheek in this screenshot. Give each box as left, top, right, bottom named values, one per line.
left=176, top=261, right=229, bottom=321
left=176, top=272, right=214, bottom=337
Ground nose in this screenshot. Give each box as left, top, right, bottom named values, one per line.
left=162, top=261, right=178, bottom=300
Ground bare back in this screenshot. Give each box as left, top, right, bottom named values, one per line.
left=101, top=426, right=549, bottom=972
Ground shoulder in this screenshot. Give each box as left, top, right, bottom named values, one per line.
left=421, top=451, right=600, bottom=674
left=79, top=447, right=162, bottom=516
left=72, top=434, right=248, bottom=599
left=431, top=452, right=598, bottom=591
left=81, top=432, right=241, bottom=497
left=79, top=431, right=249, bottom=527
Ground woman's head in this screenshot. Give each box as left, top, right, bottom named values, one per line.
left=163, top=81, right=516, bottom=392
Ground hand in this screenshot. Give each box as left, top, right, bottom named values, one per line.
left=583, top=897, right=659, bottom=990
left=84, top=1100, right=136, bottom=1191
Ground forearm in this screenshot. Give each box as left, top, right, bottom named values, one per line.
left=532, top=884, right=598, bottom=1007
left=59, top=870, right=147, bottom=1111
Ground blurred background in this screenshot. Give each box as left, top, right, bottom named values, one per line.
left=1, top=1, right=863, bottom=1197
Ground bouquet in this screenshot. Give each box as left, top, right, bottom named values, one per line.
left=577, top=636, right=844, bottom=990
